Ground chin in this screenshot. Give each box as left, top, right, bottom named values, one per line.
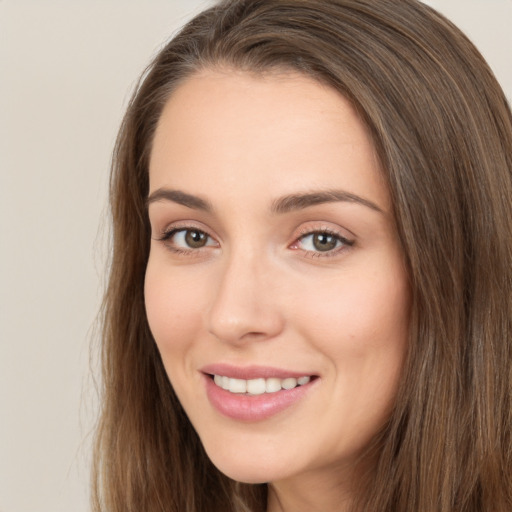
left=201, top=442, right=291, bottom=484
left=217, top=465, right=272, bottom=485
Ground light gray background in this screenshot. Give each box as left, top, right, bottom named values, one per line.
left=1, top=1, right=510, bottom=511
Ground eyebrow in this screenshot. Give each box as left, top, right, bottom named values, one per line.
left=146, top=188, right=213, bottom=212
left=271, top=189, right=384, bottom=214
left=146, top=187, right=383, bottom=214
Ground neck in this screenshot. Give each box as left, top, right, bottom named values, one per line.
left=266, top=467, right=356, bottom=512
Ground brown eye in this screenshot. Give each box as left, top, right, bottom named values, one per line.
left=294, top=230, right=353, bottom=256
left=312, top=233, right=338, bottom=252
left=160, top=228, right=216, bottom=251
left=184, top=229, right=208, bottom=248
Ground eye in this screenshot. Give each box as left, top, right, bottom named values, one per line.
left=293, top=230, right=354, bottom=255
left=158, top=227, right=218, bottom=251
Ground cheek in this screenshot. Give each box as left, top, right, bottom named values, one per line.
left=144, top=259, right=206, bottom=362
left=311, top=269, right=408, bottom=430
left=294, top=267, right=409, bottom=351
left=292, top=263, right=409, bottom=410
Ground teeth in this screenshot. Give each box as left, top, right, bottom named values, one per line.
left=281, top=377, right=297, bottom=390
left=247, top=378, right=266, bottom=395
left=213, top=375, right=311, bottom=394
left=229, top=378, right=247, bottom=393
left=265, top=378, right=281, bottom=393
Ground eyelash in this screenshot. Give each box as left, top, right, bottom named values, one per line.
left=156, top=227, right=218, bottom=256
left=156, top=226, right=354, bottom=258
left=292, top=228, right=354, bottom=258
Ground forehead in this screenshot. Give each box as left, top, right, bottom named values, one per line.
left=149, top=69, right=389, bottom=212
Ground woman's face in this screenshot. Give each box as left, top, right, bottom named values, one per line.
left=145, top=70, right=409, bottom=490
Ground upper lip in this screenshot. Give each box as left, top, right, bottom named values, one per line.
left=200, top=363, right=316, bottom=380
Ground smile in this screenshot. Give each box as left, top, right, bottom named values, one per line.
left=202, top=367, right=318, bottom=422
left=212, top=374, right=311, bottom=394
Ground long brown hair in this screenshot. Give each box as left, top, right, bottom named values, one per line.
left=92, top=1, right=512, bottom=510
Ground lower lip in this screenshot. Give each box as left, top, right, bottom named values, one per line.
left=204, top=375, right=316, bottom=422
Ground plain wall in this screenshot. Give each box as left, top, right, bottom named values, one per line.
left=0, top=1, right=510, bottom=511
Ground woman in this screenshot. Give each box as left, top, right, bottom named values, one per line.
left=92, top=1, right=512, bottom=511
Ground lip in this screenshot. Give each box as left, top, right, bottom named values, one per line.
left=200, top=363, right=313, bottom=380
left=201, top=364, right=318, bottom=422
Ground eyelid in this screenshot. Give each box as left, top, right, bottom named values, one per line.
left=153, top=219, right=213, bottom=240
left=152, top=220, right=354, bottom=258
left=289, top=225, right=355, bottom=257
left=154, top=222, right=220, bottom=254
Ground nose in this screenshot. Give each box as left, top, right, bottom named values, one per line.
left=206, top=251, right=285, bottom=345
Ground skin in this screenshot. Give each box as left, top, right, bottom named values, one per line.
left=145, top=69, right=410, bottom=512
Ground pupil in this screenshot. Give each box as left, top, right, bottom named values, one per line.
left=185, top=230, right=206, bottom=248
left=313, top=233, right=337, bottom=251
